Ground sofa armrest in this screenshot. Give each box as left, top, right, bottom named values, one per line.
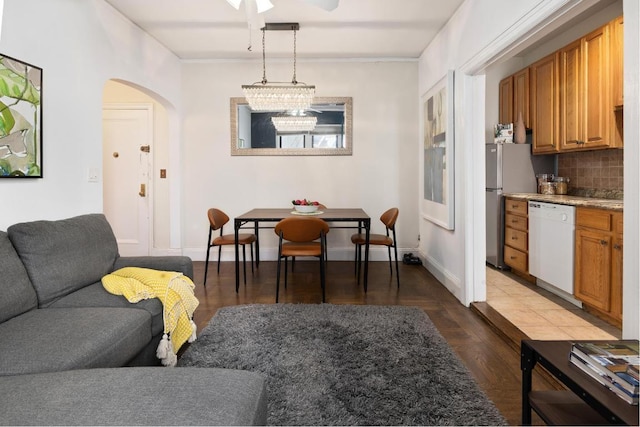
left=113, top=256, right=194, bottom=280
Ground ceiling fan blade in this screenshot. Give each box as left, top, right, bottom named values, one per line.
left=301, top=0, right=339, bottom=11
left=225, top=0, right=242, bottom=10
left=244, top=0, right=265, bottom=30
left=255, top=0, right=274, bottom=13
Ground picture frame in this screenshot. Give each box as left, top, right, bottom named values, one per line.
left=0, top=54, right=43, bottom=178
left=421, top=70, right=454, bottom=230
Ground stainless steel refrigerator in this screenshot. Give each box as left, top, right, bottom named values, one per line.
left=485, top=143, right=555, bottom=269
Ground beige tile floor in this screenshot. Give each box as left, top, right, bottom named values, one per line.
left=486, top=267, right=621, bottom=340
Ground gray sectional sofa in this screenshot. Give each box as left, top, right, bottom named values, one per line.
left=0, top=214, right=267, bottom=425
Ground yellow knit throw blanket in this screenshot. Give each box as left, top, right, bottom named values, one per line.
left=102, top=267, right=199, bottom=366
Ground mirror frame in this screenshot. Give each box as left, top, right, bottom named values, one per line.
left=230, top=96, right=353, bottom=156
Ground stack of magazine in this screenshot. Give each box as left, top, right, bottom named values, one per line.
left=569, top=341, right=639, bottom=405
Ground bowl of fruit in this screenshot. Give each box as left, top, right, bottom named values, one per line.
left=292, top=199, right=320, bottom=213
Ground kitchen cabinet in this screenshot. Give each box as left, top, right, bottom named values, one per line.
left=504, top=198, right=529, bottom=275
left=513, top=68, right=530, bottom=128
left=611, top=16, right=624, bottom=147
left=574, top=207, right=623, bottom=327
left=510, top=16, right=622, bottom=155
left=498, top=68, right=530, bottom=128
left=498, top=76, right=513, bottom=125
left=531, top=53, right=560, bottom=154
left=559, top=24, right=611, bottom=151
left=611, top=16, right=624, bottom=108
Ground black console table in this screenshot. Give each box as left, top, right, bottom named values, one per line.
left=521, top=340, right=639, bottom=425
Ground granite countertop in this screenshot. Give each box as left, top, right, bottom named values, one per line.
left=503, top=193, right=623, bottom=211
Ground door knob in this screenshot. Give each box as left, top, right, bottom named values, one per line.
left=139, top=183, right=146, bottom=197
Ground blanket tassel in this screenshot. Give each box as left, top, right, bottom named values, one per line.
left=156, top=333, right=177, bottom=367
left=189, top=319, right=197, bottom=343
left=156, top=333, right=170, bottom=359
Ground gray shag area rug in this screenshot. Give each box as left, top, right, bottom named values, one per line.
left=178, top=304, right=507, bottom=426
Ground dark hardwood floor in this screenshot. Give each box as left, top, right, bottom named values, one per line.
left=189, top=259, right=554, bottom=425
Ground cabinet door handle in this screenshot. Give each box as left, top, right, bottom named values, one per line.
left=613, top=244, right=622, bottom=250
left=600, top=240, right=608, bottom=246
left=512, top=236, right=518, bottom=240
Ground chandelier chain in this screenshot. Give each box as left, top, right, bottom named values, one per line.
left=261, top=27, right=267, bottom=84
left=292, top=28, right=298, bottom=84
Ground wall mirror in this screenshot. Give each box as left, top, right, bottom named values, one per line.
left=230, top=96, right=352, bottom=156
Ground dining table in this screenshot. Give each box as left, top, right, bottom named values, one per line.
left=233, top=208, right=371, bottom=293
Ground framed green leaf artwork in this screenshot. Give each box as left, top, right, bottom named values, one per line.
left=0, top=54, right=42, bottom=178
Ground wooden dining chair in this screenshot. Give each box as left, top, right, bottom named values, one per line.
left=351, top=207, right=400, bottom=288
left=292, top=203, right=327, bottom=271
left=204, top=208, right=256, bottom=287
left=274, top=216, right=329, bottom=303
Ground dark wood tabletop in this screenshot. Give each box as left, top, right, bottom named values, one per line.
left=521, top=339, right=639, bottom=426
left=235, top=208, right=370, bottom=222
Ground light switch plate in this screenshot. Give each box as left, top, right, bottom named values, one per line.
left=88, top=168, right=99, bottom=183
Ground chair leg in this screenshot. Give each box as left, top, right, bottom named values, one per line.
left=276, top=252, right=282, bottom=303
left=320, top=249, right=326, bottom=303
left=250, top=242, right=255, bottom=274
left=292, top=256, right=296, bottom=272
left=353, top=244, right=358, bottom=275
left=204, top=245, right=211, bottom=287
left=242, top=244, right=247, bottom=285
left=393, top=242, right=400, bottom=289
left=284, top=257, right=288, bottom=289
left=356, top=244, right=362, bottom=284
left=387, top=245, right=393, bottom=276
left=217, top=245, right=222, bottom=273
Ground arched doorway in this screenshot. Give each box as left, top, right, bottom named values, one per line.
left=102, top=79, right=174, bottom=256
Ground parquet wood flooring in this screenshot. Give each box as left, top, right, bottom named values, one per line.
left=189, top=260, right=555, bottom=425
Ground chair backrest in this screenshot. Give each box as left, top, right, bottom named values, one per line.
left=275, top=217, right=329, bottom=242
left=207, top=208, right=230, bottom=231
left=380, top=208, right=399, bottom=230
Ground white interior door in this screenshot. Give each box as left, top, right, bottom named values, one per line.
left=102, top=105, right=153, bottom=256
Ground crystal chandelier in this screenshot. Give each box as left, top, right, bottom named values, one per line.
left=271, top=115, right=317, bottom=132
left=242, top=23, right=315, bottom=112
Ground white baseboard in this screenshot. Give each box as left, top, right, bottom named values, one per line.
left=420, top=251, right=462, bottom=302
left=149, top=248, right=183, bottom=256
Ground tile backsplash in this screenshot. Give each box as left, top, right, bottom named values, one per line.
left=557, top=149, right=623, bottom=199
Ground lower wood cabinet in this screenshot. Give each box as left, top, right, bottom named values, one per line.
left=574, top=207, right=623, bottom=327
left=504, top=198, right=530, bottom=275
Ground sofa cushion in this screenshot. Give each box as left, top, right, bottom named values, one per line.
left=7, top=214, right=119, bottom=307
left=0, top=231, right=38, bottom=323
left=0, top=307, right=151, bottom=376
left=0, top=367, right=268, bottom=426
left=50, top=282, right=164, bottom=336
left=114, top=255, right=195, bottom=280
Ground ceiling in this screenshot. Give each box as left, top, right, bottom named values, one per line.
left=103, top=0, right=465, bottom=60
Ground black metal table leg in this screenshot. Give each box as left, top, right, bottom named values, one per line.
left=363, top=218, right=371, bottom=293
left=521, top=341, right=536, bottom=425
left=234, top=218, right=240, bottom=293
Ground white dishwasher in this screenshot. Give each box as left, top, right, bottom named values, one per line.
left=528, top=201, right=580, bottom=305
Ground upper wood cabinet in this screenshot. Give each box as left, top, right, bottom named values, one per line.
left=499, top=68, right=530, bottom=129
left=611, top=16, right=624, bottom=108
left=498, top=76, right=513, bottom=125
left=531, top=53, right=560, bottom=154
left=501, top=16, right=623, bottom=155
left=611, top=16, right=624, bottom=147
left=559, top=25, right=611, bottom=151
left=513, top=68, right=530, bottom=128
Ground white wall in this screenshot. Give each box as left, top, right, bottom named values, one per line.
left=0, top=0, right=181, bottom=233
left=181, top=60, right=419, bottom=261
left=417, top=0, right=542, bottom=301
